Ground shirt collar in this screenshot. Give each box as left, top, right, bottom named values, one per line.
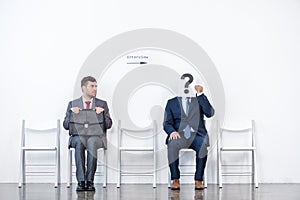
left=82, top=96, right=93, bottom=104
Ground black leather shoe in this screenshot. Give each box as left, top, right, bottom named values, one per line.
left=86, top=181, right=95, bottom=191
left=76, top=181, right=86, bottom=192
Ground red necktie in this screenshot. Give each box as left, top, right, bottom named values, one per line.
left=85, top=101, right=91, bottom=109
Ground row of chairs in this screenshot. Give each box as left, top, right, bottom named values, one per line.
left=18, top=120, right=258, bottom=188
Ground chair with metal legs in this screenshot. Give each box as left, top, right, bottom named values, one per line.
left=18, top=120, right=61, bottom=188
left=217, top=120, right=258, bottom=188
left=117, top=120, right=157, bottom=188
left=168, top=148, right=208, bottom=188
left=67, top=147, right=107, bottom=188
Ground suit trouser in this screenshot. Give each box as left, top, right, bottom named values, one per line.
left=69, top=135, right=103, bottom=182
left=168, top=134, right=208, bottom=181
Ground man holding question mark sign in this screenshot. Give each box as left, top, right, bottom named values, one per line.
left=163, top=74, right=215, bottom=190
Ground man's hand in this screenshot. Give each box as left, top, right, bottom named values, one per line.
left=95, top=107, right=104, bottom=114
left=71, top=107, right=80, bottom=114
left=169, top=132, right=181, bottom=140
left=195, top=85, right=203, bottom=93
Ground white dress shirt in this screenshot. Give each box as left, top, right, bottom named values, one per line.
left=82, top=97, right=93, bottom=109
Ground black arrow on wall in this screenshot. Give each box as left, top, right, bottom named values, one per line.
left=127, top=62, right=147, bottom=64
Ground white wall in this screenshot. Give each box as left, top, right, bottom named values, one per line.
left=0, top=0, right=300, bottom=183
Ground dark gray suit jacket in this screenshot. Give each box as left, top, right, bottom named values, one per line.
left=63, top=97, right=112, bottom=149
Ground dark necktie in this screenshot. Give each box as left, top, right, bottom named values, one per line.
left=184, top=97, right=191, bottom=139
left=85, top=101, right=91, bottom=109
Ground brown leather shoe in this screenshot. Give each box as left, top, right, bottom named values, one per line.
left=195, top=180, right=204, bottom=190
left=171, top=179, right=180, bottom=190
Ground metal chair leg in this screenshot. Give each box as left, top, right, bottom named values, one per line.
left=103, top=149, right=107, bottom=188
left=67, top=149, right=72, bottom=188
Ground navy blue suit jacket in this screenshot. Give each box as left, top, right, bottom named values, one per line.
left=163, top=94, right=214, bottom=144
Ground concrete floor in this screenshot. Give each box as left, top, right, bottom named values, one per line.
left=0, top=183, right=299, bottom=200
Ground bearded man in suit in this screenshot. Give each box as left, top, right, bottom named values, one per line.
left=63, top=76, right=112, bottom=191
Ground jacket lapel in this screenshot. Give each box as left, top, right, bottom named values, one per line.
left=72, top=97, right=84, bottom=109
left=177, top=97, right=188, bottom=118
left=188, top=97, right=199, bottom=118
left=94, top=98, right=105, bottom=109
left=91, top=98, right=96, bottom=109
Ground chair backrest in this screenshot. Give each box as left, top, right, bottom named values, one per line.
left=117, top=120, right=157, bottom=149
left=21, top=119, right=60, bottom=148
left=218, top=120, right=255, bottom=148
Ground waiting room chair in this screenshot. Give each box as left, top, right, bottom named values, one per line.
left=117, top=120, right=157, bottom=188
left=67, top=147, right=107, bottom=188
left=167, top=148, right=208, bottom=188
left=217, top=120, right=258, bottom=188
left=18, top=120, right=60, bottom=188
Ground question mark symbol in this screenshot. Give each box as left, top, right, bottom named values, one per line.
left=181, top=73, right=194, bottom=94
